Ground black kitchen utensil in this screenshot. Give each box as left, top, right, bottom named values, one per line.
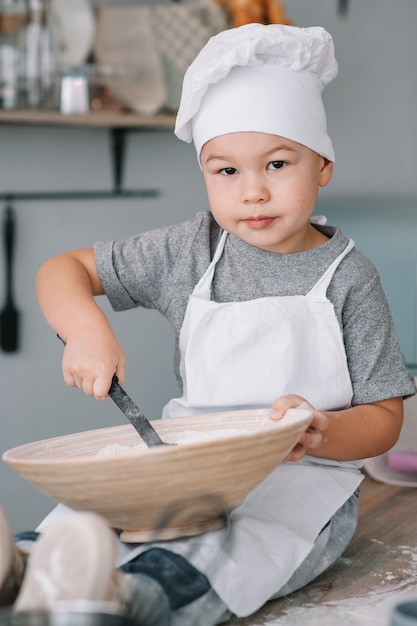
left=108, top=375, right=171, bottom=447
left=0, top=205, right=19, bottom=352
left=338, top=0, right=349, bottom=15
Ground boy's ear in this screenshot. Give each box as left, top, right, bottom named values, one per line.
left=319, top=159, right=333, bottom=187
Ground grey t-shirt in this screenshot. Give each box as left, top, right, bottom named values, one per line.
left=94, top=210, right=415, bottom=406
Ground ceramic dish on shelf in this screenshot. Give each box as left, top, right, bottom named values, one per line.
left=3, top=408, right=312, bottom=542
left=51, top=0, right=96, bottom=70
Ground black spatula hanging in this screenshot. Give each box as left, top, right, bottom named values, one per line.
left=0, top=204, right=20, bottom=352
left=338, top=0, right=349, bottom=16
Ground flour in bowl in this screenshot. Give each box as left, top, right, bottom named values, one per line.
left=96, top=427, right=254, bottom=456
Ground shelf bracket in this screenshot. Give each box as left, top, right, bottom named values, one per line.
left=0, top=126, right=161, bottom=201
left=110, top=127, right=126, bottom=194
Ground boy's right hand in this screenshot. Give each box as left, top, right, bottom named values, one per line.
left=36, top=248, right=125, bottom=401
left=61, top=326, right=126, bottom=401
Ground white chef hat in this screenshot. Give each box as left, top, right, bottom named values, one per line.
left=175, top=23, right=338, bottom=162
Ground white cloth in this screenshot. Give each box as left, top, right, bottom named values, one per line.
left=38, top=230, right=364, bottom=617
left=175, top=23, right=338, bottom=161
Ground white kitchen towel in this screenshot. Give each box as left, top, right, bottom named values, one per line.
left=93, top=0, right=227, bottom=114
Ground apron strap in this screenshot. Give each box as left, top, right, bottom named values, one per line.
left=307, top=239, right=355, bottom=300
left=192, top=230, right=228, bottom=299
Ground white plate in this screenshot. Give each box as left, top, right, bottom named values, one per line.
left=51, top=0, right=96, bottom=70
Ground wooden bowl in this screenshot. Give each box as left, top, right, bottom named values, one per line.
left=3, top=409, right=312, bottom=541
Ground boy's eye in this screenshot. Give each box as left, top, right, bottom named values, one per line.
left=268, top=161, right=286, bottom=170
left=220, top=167, right=237, bottom=175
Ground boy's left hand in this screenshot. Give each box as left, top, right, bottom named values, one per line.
left=269, top=395, right=328, bottom=462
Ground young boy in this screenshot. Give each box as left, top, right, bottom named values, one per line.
left=1, top=23, right=415, bottom=626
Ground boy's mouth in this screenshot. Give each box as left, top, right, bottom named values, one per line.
left=245, top=215, right=275, bottom=229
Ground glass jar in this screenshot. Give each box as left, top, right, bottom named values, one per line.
left=24, top=0, right=60, bottom=109
left=0, top=0, right=26, bottom=109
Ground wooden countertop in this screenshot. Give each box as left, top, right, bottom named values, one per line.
left=0, top=109, right=177, bottom=129
left=229, top=474, right=417, bottom=625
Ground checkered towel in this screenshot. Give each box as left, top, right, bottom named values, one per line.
left=153, top=0, right=227, bottom=74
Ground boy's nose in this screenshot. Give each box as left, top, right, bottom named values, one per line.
left=241, top=177, right=270, bottom=204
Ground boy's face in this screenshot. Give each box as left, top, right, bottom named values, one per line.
left=200, top=132, right=333, bottom=254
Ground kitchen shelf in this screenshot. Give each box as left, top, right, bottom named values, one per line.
left=0, top=108, right=177, bottom=199
left=0, top=108, right=176, bottom=129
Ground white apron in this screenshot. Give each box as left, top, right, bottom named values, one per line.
left=164, top=230, right=356, bottom=417
left=39, top=231, right=364, bottom=617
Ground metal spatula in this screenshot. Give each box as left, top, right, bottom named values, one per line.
left=108, top=375, right=171, bottom=447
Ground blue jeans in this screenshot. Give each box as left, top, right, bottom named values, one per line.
left=119, top=488, right=359, bottom=625
left=15, top=490, right=359, bottom=626
left=14, top=533, right=228, bottom=626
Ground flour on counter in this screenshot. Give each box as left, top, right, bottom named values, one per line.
left=239, top=541, right=417, bottom=626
